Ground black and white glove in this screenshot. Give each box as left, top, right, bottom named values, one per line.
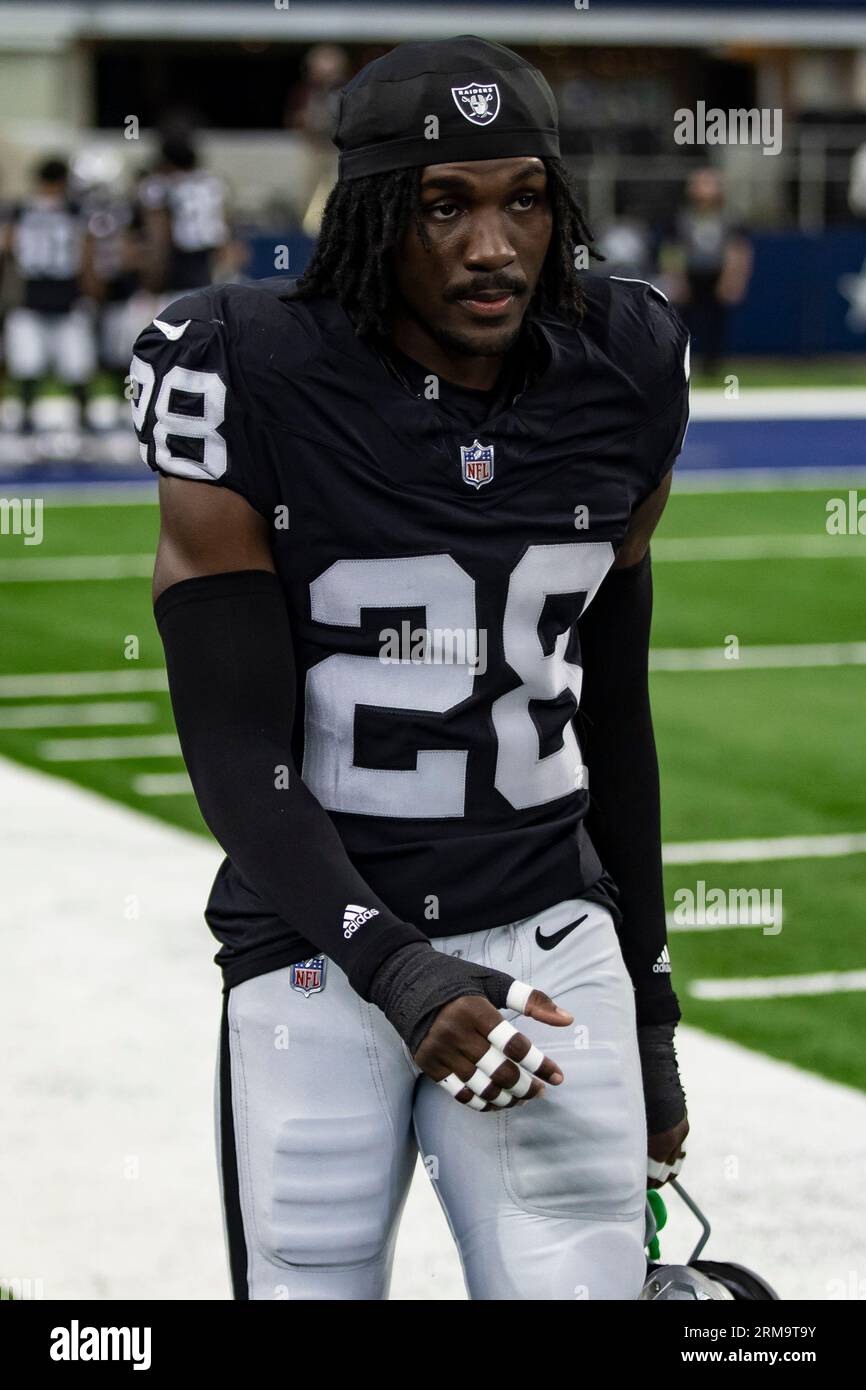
left=368, top=942, right=570, bottom=1111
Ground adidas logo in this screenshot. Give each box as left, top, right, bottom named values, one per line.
left=342, top=903, right=379, bottom=939
left=653, top=945, right=671, bottom=974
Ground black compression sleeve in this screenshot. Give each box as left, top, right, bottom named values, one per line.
left=577, top=551, right=680, bottom=1026
left=154, top=570, right=429, bottom=997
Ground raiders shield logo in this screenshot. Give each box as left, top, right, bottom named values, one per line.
left=451, top=82, right=501, bottom=126
left=460, top=439, right=495, bottom=489
left=290, top=956, right=326, bottom=997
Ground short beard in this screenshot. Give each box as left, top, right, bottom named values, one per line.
left=422, top=317, right=525, bottom=359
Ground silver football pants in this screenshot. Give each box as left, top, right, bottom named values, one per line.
left=216, top=896, right=648, bottom=1300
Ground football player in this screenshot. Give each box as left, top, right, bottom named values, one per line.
left=1, top=157, right=97, bottom=432
left=138, top=138, right=230, bottom=310
left=131, top=37, right=689, bottom=1301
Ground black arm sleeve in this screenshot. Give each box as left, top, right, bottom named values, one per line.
left=577, top=551, right=680, bottom=1027
left=155, top=569, right=430, bottom=997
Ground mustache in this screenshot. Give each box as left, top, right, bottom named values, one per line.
left=444, top=276, right=528, bottom=303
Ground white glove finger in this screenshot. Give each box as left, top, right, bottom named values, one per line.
left=465, top=1094, right=487, bottom=1111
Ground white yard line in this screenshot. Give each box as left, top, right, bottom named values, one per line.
left=133, top=772, right=193, bottom=797
left=0, top=755, right=863, bottom=1300
left=651, top=642, right=866, bottom=671
left=0, top=701, right=156, bottom=729
left=691, top=971, right=866, bottom=1002
left=39, top=734, right=181, bottom=761
left=0, top=670, right=168, bottom=698
left=652, top=534, right=865, bottom=561
left=663, top=833, right=866, bottom=865
left=0, top=555, right=153, bottom=581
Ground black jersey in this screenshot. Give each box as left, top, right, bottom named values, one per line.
left=131, top=275, right=689, bottom=984
left=138, top=170, right=228, bottom=291
left=6, top=197, right=85, bottom=313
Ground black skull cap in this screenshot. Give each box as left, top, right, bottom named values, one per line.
left=334, top=35, right=560, bottom=181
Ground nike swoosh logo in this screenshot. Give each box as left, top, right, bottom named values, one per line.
left=152, top=318, right=191, bottom=341
left=535, top=913, right=588, bottom=951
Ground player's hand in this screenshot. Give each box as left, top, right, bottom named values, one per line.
left=414, top=987, right=573, bottom=1113
left=647, top=1112, right=689, bottom=1188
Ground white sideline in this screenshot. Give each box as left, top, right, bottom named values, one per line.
left=1, top=756, right=865, bottom=1300
left=688, top=387, right=866, bottom=420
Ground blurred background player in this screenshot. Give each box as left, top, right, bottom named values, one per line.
left=78, top=155, right=146, bottom=429
left=284, top=43, right=349, bottom=233
left=138, top=138, right=231, bottom=312
left=0, top=156, right=97, bottom=435
left=660, top=167, right=753, bottom=378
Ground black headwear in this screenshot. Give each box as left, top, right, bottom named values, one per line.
left=334, top=35, right=560, bottom=182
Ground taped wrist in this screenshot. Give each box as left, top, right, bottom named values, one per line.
left=637, top=1022, right=687, bottom=1134
left=154, top=570, right=428, bottom=997
left=368, top=941, right=514, bottom=1055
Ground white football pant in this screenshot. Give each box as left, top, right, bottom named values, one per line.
left=4, top=307, right=96, bottom=384
left=216, top=897, right=648, bottom=1300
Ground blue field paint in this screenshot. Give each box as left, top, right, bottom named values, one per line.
left=681, top=418, right=866, bottom=473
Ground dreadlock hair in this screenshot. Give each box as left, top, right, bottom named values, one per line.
left=295, top=157, right=600, bottom=338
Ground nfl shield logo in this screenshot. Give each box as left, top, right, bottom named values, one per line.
left=290, top=956, right=326, bottom=997
left=451, top=82, right=501, bottom=126
left=460, top=439, right=495, bottom=489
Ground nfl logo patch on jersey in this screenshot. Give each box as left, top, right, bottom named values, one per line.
left=460, top=439, right=495, bottom=489
left=451, top=82, right=501, bottom=126
left=290, top=956, right=326, bottom=997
